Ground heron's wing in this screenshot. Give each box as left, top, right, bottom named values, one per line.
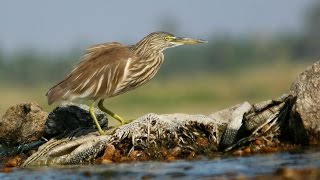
left=46, top=42, right=133, bottom=104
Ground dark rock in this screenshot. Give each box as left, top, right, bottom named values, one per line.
left=44, top=102, right=108, bottom=137
left=290, top=61, right=320, bottom=144
left=0, top=102, right=48, bottom=145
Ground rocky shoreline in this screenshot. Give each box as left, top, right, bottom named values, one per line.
left=0, top=61, right=320, bottom=168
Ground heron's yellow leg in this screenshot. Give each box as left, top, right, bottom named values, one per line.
left=89, top=102, right=105, bottom=135
left=98, top=99, right=129, bottom=125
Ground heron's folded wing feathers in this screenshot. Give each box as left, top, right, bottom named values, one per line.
left=46, top=42, right=132, bottom=104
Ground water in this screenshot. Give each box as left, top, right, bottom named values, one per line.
left=1, top=147, right=320, bottom=179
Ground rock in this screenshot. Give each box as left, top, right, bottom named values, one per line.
left=44, top=102, right=108, bottom=137
left=0, top=102, right=48, bottom=145
left=5, top=155, right=24, bottom=167
left=290, top=61, right=320, bottom=144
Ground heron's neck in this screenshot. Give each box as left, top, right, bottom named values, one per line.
left=132, top=39, right=164, bottom=59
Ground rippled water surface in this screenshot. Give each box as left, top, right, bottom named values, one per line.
left=1, top=147, right=320, bottom=179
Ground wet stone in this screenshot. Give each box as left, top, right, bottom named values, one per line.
left=101, top=144, right=116, bottom=163
left=44, top=102, right=108, bottom=137
left=5, top=155, right=23, bottom=167
left=0, top=102, right=48, bottom=146
left=290, top=61, right=320, bottom=144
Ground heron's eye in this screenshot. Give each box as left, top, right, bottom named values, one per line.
left=164, top=36, right=172, bottom=41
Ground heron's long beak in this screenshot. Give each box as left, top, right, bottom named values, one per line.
left=172, top=37, right=207, bottom=45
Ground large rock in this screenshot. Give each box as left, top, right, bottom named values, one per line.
left=290, top=61, right=320, bottom=144
left=0, top=102, right=48, bottom=145
left=44, top=102, right=108, bottom=138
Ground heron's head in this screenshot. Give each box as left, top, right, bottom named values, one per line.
left=134, top=32, right=207, bottom=54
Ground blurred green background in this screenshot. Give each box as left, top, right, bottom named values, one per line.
left=1, top=1, right=320, bottom=124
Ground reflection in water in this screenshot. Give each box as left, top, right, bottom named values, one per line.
left=1, top=147, right=320, bottom=179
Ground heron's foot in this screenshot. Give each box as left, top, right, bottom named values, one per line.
left=107, top=118, right=135, bottom=132
left=97, top=100, right=132, bottom=125
left=111, top=114, right=129, bottom=125
left=119, top=118, right=135, bottom=125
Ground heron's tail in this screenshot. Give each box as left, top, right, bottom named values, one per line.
left=46, top=84, right=65, bottom=105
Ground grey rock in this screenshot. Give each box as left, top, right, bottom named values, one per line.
left=44, top=102, right=108, bottom=137
left=0, top=102, right=48, bottom=145
left=290, top=61, right=320, bottom=144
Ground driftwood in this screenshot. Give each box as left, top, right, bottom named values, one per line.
left=1, top=61, right=320, bottom=167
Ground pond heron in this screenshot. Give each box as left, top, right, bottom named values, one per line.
left=46, top=32, right=206, bottom=135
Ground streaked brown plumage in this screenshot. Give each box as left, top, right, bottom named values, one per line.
left=47, top=42, right=132, bottom=103
left=46, top=32, right=206, bottom=135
